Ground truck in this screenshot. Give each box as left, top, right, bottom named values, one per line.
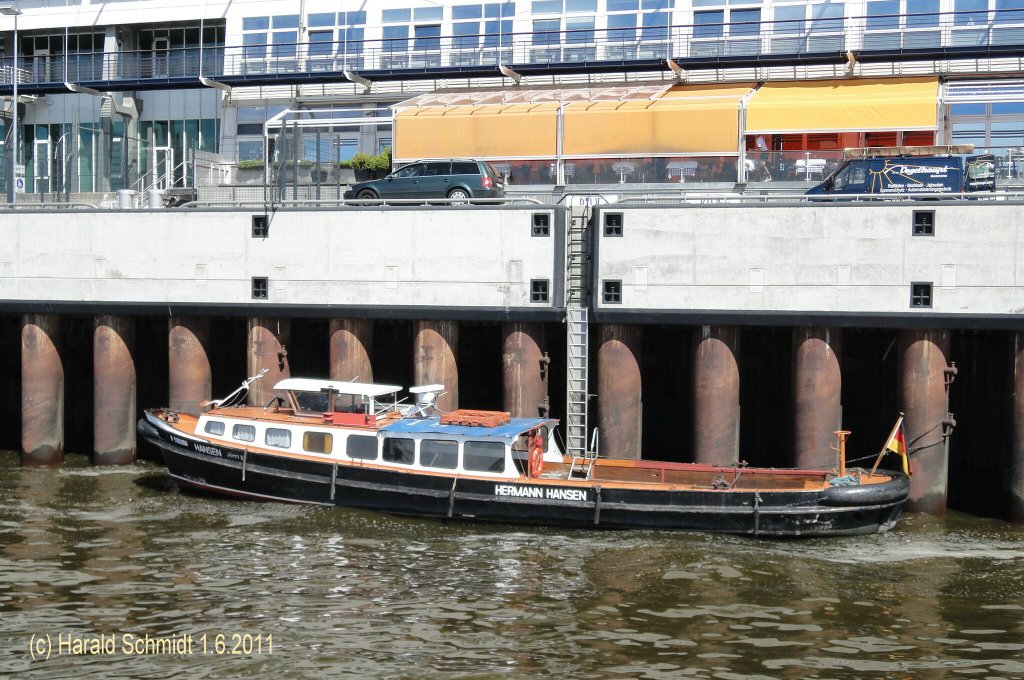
left=805, top=145, right=996, bottom=197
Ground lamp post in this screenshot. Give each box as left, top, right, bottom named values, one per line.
left=1, top=5, right=21, bottom=205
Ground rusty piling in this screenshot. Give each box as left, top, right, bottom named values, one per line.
left=21, top=314, right=64, bottom=466
left=793, top=327, right=843, bottom=469
left=93, top=315, right=136, bottom=465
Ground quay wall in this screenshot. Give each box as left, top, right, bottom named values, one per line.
left=0, top=207, right=564, bottom=317
left=593, top=202, right=1024, bottom=323
left=0, top=202, right=1022, bottom=521
left=1, top=202, right=1022, bottom=322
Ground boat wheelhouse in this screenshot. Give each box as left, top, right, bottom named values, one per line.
left=138, top=374, right=910, bottom=537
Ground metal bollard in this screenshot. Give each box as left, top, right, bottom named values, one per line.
left=116, top=189, right=134, bottom=209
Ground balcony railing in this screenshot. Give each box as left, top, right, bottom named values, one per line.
left=1, top=11, right=1023, bottom=94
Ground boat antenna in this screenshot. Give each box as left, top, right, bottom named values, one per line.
left=202, top=368, right=269, bottom=410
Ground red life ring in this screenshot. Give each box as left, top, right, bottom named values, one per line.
left=529, top=433, right=544, bottom=477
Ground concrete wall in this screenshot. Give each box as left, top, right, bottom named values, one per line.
left=6, top=201, right=1024, bottom=324
left=593, top=202, right=1024, bottom=323
left=0, top=206, right=563, bottom=317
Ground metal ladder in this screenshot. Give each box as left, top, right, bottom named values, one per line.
left=565, top=205, right=590, bottom=461
left=568, top=427, right=599, bottom=479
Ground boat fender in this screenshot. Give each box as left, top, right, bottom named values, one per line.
left=821, top=474, right=910, bottom=506
left=529, top=433, right=544, bottom=478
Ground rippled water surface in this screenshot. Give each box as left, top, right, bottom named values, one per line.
left=1, top=450, right=1022, bottom=679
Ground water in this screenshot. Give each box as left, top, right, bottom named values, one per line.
left=1, top=450, right=1022, bottom=679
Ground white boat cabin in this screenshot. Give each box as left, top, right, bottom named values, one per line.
left=194, top=378, right=561, bottom=479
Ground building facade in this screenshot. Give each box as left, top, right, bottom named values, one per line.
left=2, top=0, right=1024, bottom=195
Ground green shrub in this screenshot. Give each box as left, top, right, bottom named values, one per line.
left=237, top=159, right=265, bottom=170
left=338, top=148, right=392, bottom=174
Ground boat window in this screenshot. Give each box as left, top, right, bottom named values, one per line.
left=204, top=420, right=225, bottom=436
left=463, top=441, right=505, bottom=473
left=383, top=437, right=415, bottom=465
left=266, top=428, right=292, bottom=448
left=294, top=391, right=330, bottom=414
left=420, top=439, right=458, bottom=469
left=332, top=393, right=364, bottom=414
left=232, top=424, right=256, bottom=442
left=346, top=434, right=378, bottom=460
left=303, top=431, right=333, bottom=454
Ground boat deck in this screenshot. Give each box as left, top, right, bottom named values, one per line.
left=155, top=407, right=888, bottom=493
left=540, top=460, right=835, bottom=490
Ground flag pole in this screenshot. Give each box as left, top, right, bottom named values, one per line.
left=870, top=412, right=904, bottom=475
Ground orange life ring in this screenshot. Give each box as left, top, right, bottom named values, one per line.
left=532, top=436, right=548, bottom=477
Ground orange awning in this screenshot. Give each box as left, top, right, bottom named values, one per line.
left=393, top=83, right=753, bottom=161
left=394, top=103, right=559, bottom=160
left=745, top=77, right=939, bottom=134
left=562, top=83, right=753, bottom=155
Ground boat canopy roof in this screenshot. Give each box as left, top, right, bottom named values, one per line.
left=274, top=378, right=402, bottom=398
left=382, top=415, right=558, bottom=440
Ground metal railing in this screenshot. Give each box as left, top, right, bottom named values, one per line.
left=2, top=11, right=1024, bottom=93
left=180, top=196, right=542, bottom=209
left=611, top=189, right=1024, bottom=205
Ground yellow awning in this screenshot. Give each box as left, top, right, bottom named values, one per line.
left=562, top=83, right=753, bottom=155
left=745, top=77, right=939, bottom=134
left=394, top=103, right=558, bottom=160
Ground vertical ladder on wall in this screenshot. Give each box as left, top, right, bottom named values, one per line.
left=565, top=205, right=590, bottom=460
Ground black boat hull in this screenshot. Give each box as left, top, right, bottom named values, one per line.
left=138, top=416, right=907, bottom=537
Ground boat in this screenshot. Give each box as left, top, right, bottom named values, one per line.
left=137, top=373, right=910, bottom=537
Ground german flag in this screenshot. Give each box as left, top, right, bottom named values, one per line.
left=886, top=421, right=907, bottom=457
left=885, top=417, right=910, bottom=475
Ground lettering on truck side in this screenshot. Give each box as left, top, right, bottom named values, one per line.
left=891, top=164, right=955, bottom=176
left=495, top=484, right=588, bottom=502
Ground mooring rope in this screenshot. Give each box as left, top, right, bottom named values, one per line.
left=845, top=418, right=949, bottom=466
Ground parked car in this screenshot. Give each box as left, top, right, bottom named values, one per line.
left=344, top=159, right=506, bottom=203
left=805, top=147, right=996, bottom=197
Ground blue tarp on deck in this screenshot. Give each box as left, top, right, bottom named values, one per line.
left=381, top=416, right=557, bottom=440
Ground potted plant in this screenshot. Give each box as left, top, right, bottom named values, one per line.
left=234, top=159, right=265, bottom=184
left=339, top=148, right=392, bottom=181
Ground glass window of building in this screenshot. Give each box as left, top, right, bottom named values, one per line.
left=946, top=85, right=1024, bottom=175
left=453, top=2, right=513, bottom=62
left=241, top=14, right=297, bottom=66
left=864, top=0, right=939, bottom=49
left=532, top=0, right=563, bottom=11
left=414, top=24, right=442, bottom=52
left=995, top=0, right=1024, bottom=24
